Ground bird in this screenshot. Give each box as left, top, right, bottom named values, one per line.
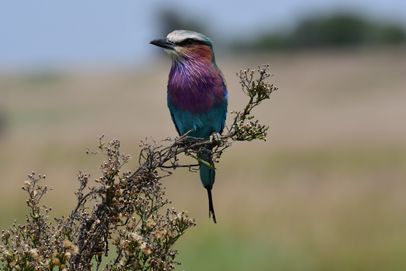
left=150, top=30, right=228, bottom=223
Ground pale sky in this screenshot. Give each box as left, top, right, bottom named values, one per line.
left=1, top=0, right=405, bottom=69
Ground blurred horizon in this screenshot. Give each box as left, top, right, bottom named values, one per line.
left=1, top=0, right=406, bottom=70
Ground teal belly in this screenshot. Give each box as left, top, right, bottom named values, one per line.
left=168, top=101, right=227, bottom=139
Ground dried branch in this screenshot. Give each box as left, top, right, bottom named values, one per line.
left=0, top=65, right=277, bottom=271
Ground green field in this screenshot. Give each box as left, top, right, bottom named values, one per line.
left=1, top=48, right=406, bottom=270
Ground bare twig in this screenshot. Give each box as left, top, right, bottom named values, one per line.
left=0, top=65, right=277, bottom=271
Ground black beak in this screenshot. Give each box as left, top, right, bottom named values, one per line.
left=150, top=39, right=175, bottom=50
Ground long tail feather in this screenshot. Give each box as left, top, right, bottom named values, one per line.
left=198, top=149, right=217, bottom=223
left=207, top=188, right=217, bottom=223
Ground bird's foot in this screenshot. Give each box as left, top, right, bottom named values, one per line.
left=209, top=132, right=222, bottom=145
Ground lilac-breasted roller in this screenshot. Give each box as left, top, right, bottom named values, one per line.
left=150, top=30, right=228, bottom=223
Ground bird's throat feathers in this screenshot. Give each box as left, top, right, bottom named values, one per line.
left=174, top=44, right=214, bottom=63
left=168, top=54, right=226, bottom=114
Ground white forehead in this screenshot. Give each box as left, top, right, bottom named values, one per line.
left=166, top=30, right=209, bottom=43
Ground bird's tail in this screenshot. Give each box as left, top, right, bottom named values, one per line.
left=198, top=149, right=217, bottom=223
left=206, top=187, right=216, bottom=223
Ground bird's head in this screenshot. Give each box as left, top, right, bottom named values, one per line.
left=150, top=30, right=214, bottom=63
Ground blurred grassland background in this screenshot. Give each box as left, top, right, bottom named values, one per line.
left=1, top=1, right=406, bottom=270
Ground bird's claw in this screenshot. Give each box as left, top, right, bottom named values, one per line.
left=209, top=133, right=222, bottom=145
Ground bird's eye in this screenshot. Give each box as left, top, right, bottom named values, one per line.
left=180, top=38, right=194, bottom=46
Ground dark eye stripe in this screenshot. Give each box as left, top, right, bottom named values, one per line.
left=175, top=38, right=211, bottom=47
